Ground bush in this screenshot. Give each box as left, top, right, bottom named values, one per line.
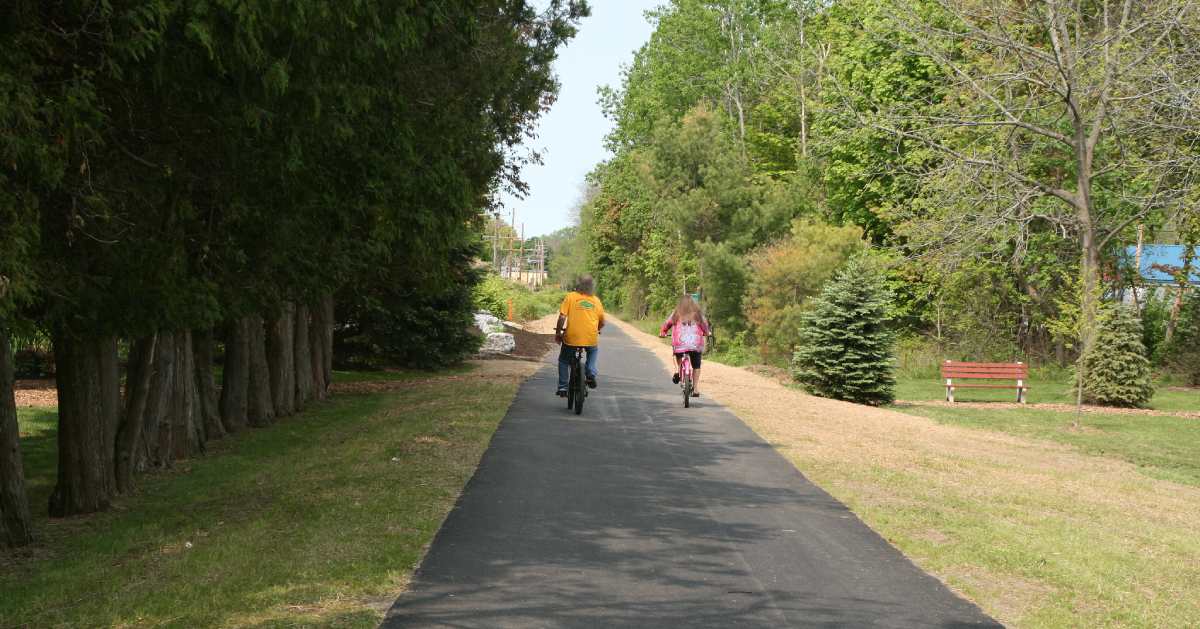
left=472, top=273, right=563, bottom=322
left=1078, top=306, right=1155, bottom=407
left=707, top=330, right=756, bottom=367
left=791, top=256, right=896, bottom=406
left=1164, top=290, right=1200, bottom=386
left=335, top=259, right=482, bottom=370
left=746, top=219, right=863, bottom=363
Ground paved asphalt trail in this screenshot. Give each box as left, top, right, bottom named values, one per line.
left=382, top=324, right=1000, bottom=628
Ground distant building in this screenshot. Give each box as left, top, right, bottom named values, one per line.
left=1124, top=245, right=1199, bottom=286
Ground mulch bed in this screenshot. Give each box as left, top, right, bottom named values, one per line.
left=474, top=323, right=556, bottom=362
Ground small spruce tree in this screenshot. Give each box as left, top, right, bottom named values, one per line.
left=1165, top=290, right=1200, bottom=386
left=791, top=256, right=896, bottom=406
left=1079, top=306, right=1155, bottom=407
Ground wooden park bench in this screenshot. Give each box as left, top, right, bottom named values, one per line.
left=941, top=361, right=1029, bottom=403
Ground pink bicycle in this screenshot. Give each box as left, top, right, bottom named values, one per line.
left=677, top=353, right=694, bottom=408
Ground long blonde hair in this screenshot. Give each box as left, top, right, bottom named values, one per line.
left=671, top=295, right=702, bottom=324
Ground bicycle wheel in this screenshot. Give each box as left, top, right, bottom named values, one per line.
left=566, top=364, right=576, bottom=409
left=573, top=355, right=585, bottom=415
left=683, top=375, right=691, bottom=408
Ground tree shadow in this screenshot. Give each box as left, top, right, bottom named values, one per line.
left=382, top=342, right=1001, bottom=628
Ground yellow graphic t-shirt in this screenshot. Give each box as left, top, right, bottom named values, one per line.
left=560, top=291, right=605, bottom=347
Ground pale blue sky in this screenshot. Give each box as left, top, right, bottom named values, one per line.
left=499, top=1, right=662, bottom=238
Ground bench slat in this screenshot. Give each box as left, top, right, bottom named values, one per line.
left=943, top=373, right=1027, bottom=379
left=943, top=361, right=1027, bottom=368
left=943, top=372, right=1027, bottom=379
left=949, top=384, right=1034, bottom=389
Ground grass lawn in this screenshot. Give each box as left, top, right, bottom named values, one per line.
left=1, top=366, right=522, bottom=628
left=894, top=372, right=1200, bottom=411
left=894, top=404, right=1200, bottom=487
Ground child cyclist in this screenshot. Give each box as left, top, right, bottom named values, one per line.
left=659, top=295, right=709, bottom=397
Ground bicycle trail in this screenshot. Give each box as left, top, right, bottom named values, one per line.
left=381, top=324, right=1000, bottom=628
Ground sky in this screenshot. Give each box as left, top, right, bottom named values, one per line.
left=497, top=1, right=661, bottom=238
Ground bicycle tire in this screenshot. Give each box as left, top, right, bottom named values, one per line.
left=566, top=364, right=576, bottom=410
left=573, top=355, right=585, bottom=415
left=683, top=376, right=691, bottom=408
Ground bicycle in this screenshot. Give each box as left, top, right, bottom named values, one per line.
left=678, top=351, right=694, bottom=408
left=565, top=346, right=587, bottom=415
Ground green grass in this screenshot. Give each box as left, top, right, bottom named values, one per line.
left=894, top=373, right=1200, bottom=411
left=330, top=365, right=474, bottom=383
left=894, top=404, right=1200, bottom=487
left=2, top=367, right=521, bottom=628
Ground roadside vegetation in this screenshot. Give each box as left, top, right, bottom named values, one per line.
left=2, top=1, right=586, bottom=549
left=1, top=366, right=528, bottom=627
left=473, top=274, right=565, bottom=323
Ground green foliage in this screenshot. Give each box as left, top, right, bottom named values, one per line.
left=336, top=260, right=483, bottom=371
left=791, top=256, right=896, bottom=405
left=1078, top=306, right=1156, bottom=408
left=707, top=330, right=757, bottom=367
left=1164, top=290, right=1200, bottom=386
left=472, top=274, right=563, bottom=322
left=746, top=219, right=864, bottom=362
left=697, top=241, right=749, bottom=333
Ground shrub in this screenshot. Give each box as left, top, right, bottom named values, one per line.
left=336, top=259, right=482, bottom=370
left=1078, top=306, right=1155, bottom=407
left=707, top=330, right=756, bottom=367
left=1164, top=290, right=1200, bottom=386
left=746, top=219, right=863, bottom=362
left=791, top=256, right=896, bottom=406
left=472, top=273, right=564, bottom=322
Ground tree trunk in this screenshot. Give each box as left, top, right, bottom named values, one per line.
left=247, top=315, right=275, bottom=427
left=267, top=304, right=296, bottom=418
left=49, top=333, right=120, bottom=517
left=142, top=333, right=177, bottom=470
left=193, top=330, right=225, bottom=439
left=220, top=318, right=250, bottom=432
left=320, top=294, right=334, bottom=389
left=293, top=305, right=313, bottom=409
left=1, top=326, right=34, bottom=546
left=309, top=303, right=328, bottom=401
left=115, top=335, right=157, bottom=494
left=168, top=331, right=204, bottom=461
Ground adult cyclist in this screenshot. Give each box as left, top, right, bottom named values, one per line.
left=554, top=275, right=605, bottom=397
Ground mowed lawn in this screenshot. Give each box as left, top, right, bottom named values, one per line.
left=1, top=365, right=526, bottom=628
left=894, top=371, right=1200, bottom=412
left=632, top=322, right=1200, bottom=627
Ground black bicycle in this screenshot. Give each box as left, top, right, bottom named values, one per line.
left=565, top=346, right=587, bottom=415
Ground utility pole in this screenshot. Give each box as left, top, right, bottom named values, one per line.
left=489, top=213, right=499, bottom=272
left=518, top=223, right=526, bottom=285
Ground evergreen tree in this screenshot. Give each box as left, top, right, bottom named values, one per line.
left=791, top=256, right=896, bottom=406
left=1079, top=306, right=1156, bottom=407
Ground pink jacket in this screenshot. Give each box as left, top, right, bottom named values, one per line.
left=660, top=317, right=708, bottom=354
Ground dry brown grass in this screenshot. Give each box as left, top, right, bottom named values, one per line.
left=612, top=316, right=1200, bottom=628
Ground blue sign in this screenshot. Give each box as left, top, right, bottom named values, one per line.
left=1124, top=245, right=1200, bottom=285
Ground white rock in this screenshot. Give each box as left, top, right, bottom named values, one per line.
left=480, top=332, right=516, bottom=354
left=474, top=312, right=504, bottom=334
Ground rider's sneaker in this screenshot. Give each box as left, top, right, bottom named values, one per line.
left=691, top=391, right=700, bottom=397
left=556, top=389, right=567, bottom=397
left=672, top=372, right=680, bottom=384
left=586, top=376, right=598, bottom=389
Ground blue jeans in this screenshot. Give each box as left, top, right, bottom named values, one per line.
left=558, top=345, right=598, bottom=391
